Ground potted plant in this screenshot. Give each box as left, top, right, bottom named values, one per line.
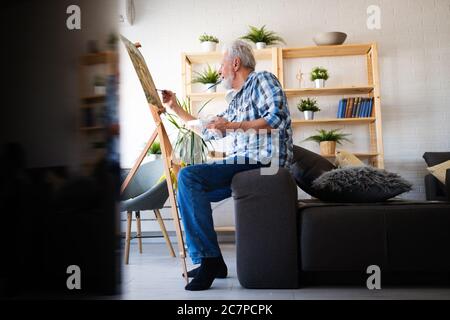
left=192, top=64, right=220, bottom=93
left=310, top=67, right=329, bottom=88
left=297, top=98, right=321, bottom=120
left=146, top=140, right=161, bottom=161
left=107, top=33, right=119, bottom=50
left=199, top=33, right=219, bottom=52
left=240, top=25, right=286, bottom=49
left=165, top=97, right=214, bottom=165
left=303, top=129, right=351, bottom=155
left=93, top=75, right=106, bottom=95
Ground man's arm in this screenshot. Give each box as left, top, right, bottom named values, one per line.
left=207, top=117, right=272, bottom=133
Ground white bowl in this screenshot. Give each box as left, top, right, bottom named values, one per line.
left=313, top=32, right=347, bottom=46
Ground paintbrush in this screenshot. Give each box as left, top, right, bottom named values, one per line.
left=206, top=80, right=222, bottom=91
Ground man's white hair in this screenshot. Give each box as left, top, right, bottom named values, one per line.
left=222, top=40, right=256, bottom=71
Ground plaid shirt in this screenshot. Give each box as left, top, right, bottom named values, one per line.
left=202, top=71, right=293, bottom=167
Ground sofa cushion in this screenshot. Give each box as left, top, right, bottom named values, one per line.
left=311, top=166, right=412, bottom=202
left=335, top=149, right=365, bottom=168
left=423, top=152, right=450, bottom=167
left=289, top=145, right=336, bottom=198
left=427, top=160, right=450, bottom=185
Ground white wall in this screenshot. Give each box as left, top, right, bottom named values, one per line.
left=119, top=0, right=450, bottom=230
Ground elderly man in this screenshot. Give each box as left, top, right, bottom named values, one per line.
left=162, top=40, right=293, bottom=291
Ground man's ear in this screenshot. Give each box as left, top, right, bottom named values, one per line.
left=233, top=57, right=241, bottom=71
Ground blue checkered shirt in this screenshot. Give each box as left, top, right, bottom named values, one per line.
left=202, top=71, right=293, bottom=167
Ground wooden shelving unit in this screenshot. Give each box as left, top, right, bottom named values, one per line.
left=181, top=43, right=384, bottom=168
left=78, top=51, right=118, bottom=170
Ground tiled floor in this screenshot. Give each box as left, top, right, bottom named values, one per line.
left=119, top=242, right=450, bottom=300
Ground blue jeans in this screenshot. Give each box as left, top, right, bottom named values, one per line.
left=177, top=157, right=267, bottom=264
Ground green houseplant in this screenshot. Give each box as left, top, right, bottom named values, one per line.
left=240, top=25, right=286, bottom=49
left=107, top=33, right=119, bottom=50
left=297, top=98, right=321, bottom=120
left=165, top=97, right=214, bottom=165
left=146, top=140, right=161, bottom=160
left=310, top=67, right=329, bottom=88
left=199, top=33, right=219, bottom=52
left=192, top=64, right=220, bottom=93
left=303, top=128, right=351, bottom=155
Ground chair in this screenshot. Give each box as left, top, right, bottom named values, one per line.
left=423, top=152, right=450, bottom=202
left=121, top=158, right=175, bottom=264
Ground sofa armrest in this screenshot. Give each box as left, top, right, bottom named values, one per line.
left=446, top=169, right=450, bottom=201
left=231, top=168, right=299, bottom=288
left=424, top=174, right=447, bottom=201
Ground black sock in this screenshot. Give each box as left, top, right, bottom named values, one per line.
left=185, top=256, right=228, bottom=291
left=183, top=262, right=227, bottom=278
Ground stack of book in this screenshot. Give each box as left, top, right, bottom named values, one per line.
left=337, top=97, right=373, bottom=118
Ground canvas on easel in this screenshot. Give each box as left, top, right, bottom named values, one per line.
left=120, top=35, right=188, bottom=282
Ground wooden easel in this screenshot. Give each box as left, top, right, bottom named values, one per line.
left=120, top=35, right=188, bottom=283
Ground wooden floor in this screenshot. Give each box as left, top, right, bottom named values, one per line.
left=119, top=242, right=450, bottom=300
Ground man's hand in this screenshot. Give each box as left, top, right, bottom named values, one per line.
left=161, top=89, right=197, bottom=123
left=206, top=117, right=230, bottom=134
left=161, top=90, right=180, bottom=111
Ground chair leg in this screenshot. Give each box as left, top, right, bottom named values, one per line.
left=124, top=211, right=132, bottom=264
left=135, top=211, right=143, bottom=254
left=154, top=209, right=176, bottom=257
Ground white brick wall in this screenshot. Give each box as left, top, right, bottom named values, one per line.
left=119, top=0, right=450, bottom=230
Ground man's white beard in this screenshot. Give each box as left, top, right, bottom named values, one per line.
left=222, top=74, right=234, bottom=90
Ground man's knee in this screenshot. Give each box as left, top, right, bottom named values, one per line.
left=178, top=166, right=196, bottom=186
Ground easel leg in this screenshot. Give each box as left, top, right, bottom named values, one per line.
left=154, top=209, right=176, bottom=257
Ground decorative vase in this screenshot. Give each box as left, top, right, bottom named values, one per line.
left=315, top=79, right=325, bottom=88
left=205, top=83, right=217, bottom=93
left=320, top=141, right=336, bottom=156
left=256, top=42, right=267, bottom=49
left=201, top=41, right=217, bottom=52
left=303, top=111, right=315, bottom=120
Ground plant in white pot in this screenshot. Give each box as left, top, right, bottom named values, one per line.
left=146, top=140, right=161, bottom=161
left=199, top=33, right=219, bottom=52
left=310, top=67, right=329, bottom=88
left=297, top=98, right=321, bottom=120
left=303, top=129, right=351, bottom=156
left=192, top=64, right=220, bottom=93
left=240, top=25, right=286, bottom=49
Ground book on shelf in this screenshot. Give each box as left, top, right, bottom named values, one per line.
left=337, top=97, right=373, bottom=118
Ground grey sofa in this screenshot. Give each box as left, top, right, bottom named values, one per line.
left=231, top=150, right=450, bottom=289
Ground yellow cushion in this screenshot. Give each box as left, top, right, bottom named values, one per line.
left=427, top=160, right=450, bottom=185
left=335, top=150, right=364, bottom=168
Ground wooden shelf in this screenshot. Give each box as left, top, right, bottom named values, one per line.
left=285, top=86, right=374, bottom=97
left=214, top=226, right=235, bottom=232
left=80, top=126, right=106, bottom=132
left=187, top=92, right=226, bottom=101
left=282, top=43, right=373, bottom=59
left=81, top=51, right=116, bottom=65
left=322, top=152, right=379, bottom=159
left=81, top=94, right=106, bottom=103
left=185, top=48, right=275, bottom=64
left=292, top=117, right=375, bottom=125
left=187, top=87, right=374, bottom=101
